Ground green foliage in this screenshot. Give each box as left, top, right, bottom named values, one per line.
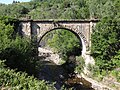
left=91, top=17, right=120, bottom=71
left=86, top=0, right=115, bottom=18
left=46, top=29, right=82, bottom=60
left=0, top=0, right=90, bottom=19
left=75, top=56, right=85, bottom=74
left=0, top=22, right=14, bottom=51
left=0, top=60, right=55, bottom=90
left=29, top=0, right=90, bottom=19
left=0, top=16, right=55, bottom=89
left=0, top=0, right=120, bottom=85
left=111, top=50, right=120, bottom=68
left=0, top=3, right=29, bottom=18
left=0, top=16, right=36, bottom=75
left=111, top=70, right=120, bottom=82
left=91, top=0, right=120, bottom=81
left=0, top=0, right=119, bottom=20
left=87, top=64, right=107, bottom=81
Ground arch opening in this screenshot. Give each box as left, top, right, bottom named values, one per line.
left=38, top=28, right=87, bottom=65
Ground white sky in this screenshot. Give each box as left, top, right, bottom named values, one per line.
left=0, top=0, right=31, bottom=4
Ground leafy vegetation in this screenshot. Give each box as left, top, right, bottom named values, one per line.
left=91, top=0, right=120, bottom=82
left=0, top=60, right=55, bottom=90
left=0, top=16, right=37, bottom=76
left=91, top=17, right=120, bottom=70
left=0, top=0, right=95, bottom=19
left=0, top=0, right=120, bottom=89
left=45, top=30, right=82, bottom=60
left=0, top=0, right=118, bottom=20
left=0, top=16, right=56, bottom=89
left=75, top=56, right=85, bottom=74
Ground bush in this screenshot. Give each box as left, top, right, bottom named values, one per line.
left=0, top=16, right=37, bottom=76
left=75, top=56, right=85, bottom=74
left=0, top=60, right=55, bottom=90
left=91, top=17, right=120, bottom=71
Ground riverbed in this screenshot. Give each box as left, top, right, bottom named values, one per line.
left=37, top=59, right=94, bottom=90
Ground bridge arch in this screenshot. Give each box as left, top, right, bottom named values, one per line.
left=38, top=27, right=87, bottom=56
left=18, top=19, right=98, bottom=71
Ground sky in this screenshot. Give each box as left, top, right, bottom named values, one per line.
left=0, top=0, right=31, bottom=4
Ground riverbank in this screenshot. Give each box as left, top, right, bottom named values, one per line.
left=78, top=73, right=113, bottom=90
left=78, top=73, right=120, bottom=90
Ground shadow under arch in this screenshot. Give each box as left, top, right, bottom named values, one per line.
left=38, top=27, right=87, bottom=57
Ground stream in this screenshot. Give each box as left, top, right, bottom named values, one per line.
left=38, top=48, right=94, bottom=90
left=38, top=60, right=94, bottom=90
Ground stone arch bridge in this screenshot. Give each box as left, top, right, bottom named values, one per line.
left=18, top=19, right=99, bottom=66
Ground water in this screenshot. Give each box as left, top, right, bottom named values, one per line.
left=37, top=60, right=94, bottom=90
left=37, top=48, right=94, bottom=89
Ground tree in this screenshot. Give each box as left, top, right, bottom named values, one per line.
left=91, top=16, right=120, bottom=71
left=45, top=29, right=82, bottom=60
left=0, top=16, right=36, bottom=75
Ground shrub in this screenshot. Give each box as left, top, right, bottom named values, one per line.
left=75, top=56, right=85, bottom=74
left=0, top=60, right=55, bottom=90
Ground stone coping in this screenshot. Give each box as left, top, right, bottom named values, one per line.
left=19, top=19, right=100, bottom=23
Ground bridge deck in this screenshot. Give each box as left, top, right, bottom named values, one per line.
left=19, top=19, right=99, bottom=23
